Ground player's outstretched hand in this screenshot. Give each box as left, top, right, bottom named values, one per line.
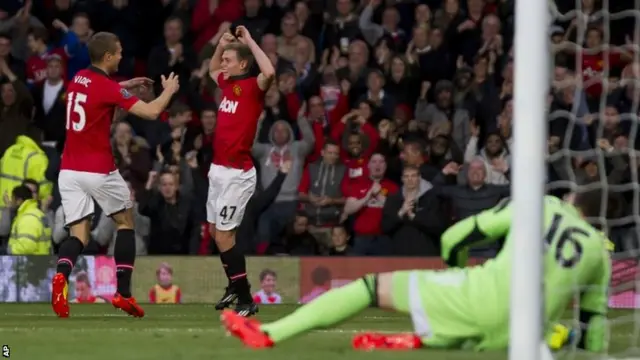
left=235, top=26, right=253, bottom=44
left=161, top=72, right=180, bottom=94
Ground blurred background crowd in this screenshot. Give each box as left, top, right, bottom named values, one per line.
left=0, top=0, right=638, bottom=258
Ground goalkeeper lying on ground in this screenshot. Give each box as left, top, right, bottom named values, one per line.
left=222, top=190, right=614, bottom=351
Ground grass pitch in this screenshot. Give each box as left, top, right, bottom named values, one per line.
left=0, top=304, right=638, bottom=360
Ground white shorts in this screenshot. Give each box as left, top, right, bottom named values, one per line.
left=207, top=164, right=256, bottom=231
left=58, top=169, right=133, bottom=226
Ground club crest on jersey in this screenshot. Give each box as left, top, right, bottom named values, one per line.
left=120, top=89, right=132, bottom=99
left=233, top=85, right=242, bottom=96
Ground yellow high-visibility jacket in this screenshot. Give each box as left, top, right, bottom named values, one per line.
left=0, top=135, right=51, bottom=208
left=8, top=199, right=52, bottom=255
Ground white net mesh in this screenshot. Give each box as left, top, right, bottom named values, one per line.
left=547, top=0, right=640, bottom=358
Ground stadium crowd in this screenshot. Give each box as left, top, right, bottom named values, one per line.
left=0, top=0, right=637, bottom=257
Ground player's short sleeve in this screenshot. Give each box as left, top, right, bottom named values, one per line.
left=217, top=72, right=227, bottom=88
left=106, top=81, right=139, bottom=111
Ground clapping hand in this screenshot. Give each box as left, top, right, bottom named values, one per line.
left=399, top=198, right=414, bottom=217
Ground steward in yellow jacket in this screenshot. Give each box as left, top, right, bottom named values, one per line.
left=7, top=185, right=51, bottom=255
left=0, top=134, right=51, bottom=209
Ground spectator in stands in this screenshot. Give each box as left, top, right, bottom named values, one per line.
left=95, top=180, right=150, bottom=256
left=0, top=33, right=25, bottom=80
left=0, top=58, right=32, bottom=154
left=328, top=224, right=352, bottom=256
left=32, top=55, right=66, bottom=144
left=464, top=123, right=511, bottom=185
left=299, top=141, right=345, bottom=243
left=324, top=0, right=360, bottom=56
left=237, top=0, right=270, bottom=45
left=254, top=108, right=315, bottom=247
left=148, top=16, right=196, bottom=98
left=112, top=122, right=152, bottom=199
left=359, top=69, right=395, bottom=119
left=359, top=0, right=405, bottom=48
left=25, top=26, right=66, bottom=86
left=331, top=107, right=379, bottom=187
left=277, top=12, right=312, bottom=63
left=382, top=166, right=444, bottom=256
left=0, top=128, right=51, bottom=212
left=341, top=153, right=398, bottom=255
left=416, top=79, right=471, bottom=152
left=277, top=212, right=320, bottom=255
left=61, top=13, right=92, bottom=79
left=6, top=184, right=51, bottom=255
left=253, top=269, right=282, bottom=305
left=433, top=159, right=509, bottom=221
left=140, top=171, right=200, bottom=254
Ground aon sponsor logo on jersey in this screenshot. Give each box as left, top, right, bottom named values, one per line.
left=219, top=97, right=239, bottom=114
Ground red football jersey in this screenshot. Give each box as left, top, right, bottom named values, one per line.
left=213, top=73, right=265, bottom=170
left=581, top=51, right=623, bottom=98
left=347, top=178, right=399, bottom=236
left=26, top=48, right=67, bottom=85
left=61, top=67, right=140, bottom=174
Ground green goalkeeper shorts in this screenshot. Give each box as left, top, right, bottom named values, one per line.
left=390, top=269, right=483, bottom=348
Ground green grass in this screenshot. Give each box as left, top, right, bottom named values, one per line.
left=0, top=304, right=638, bottom=360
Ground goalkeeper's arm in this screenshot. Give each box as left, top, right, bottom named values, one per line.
left=441, top=198, right=512, bottom=267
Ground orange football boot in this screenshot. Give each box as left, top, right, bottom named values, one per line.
left=352, top=333, right=422, bottom=351
left=51, top=273, right=69, bottom=318
left=221, top=309, right=274, bottom=348
left=112, top=293, right=145, bottom=318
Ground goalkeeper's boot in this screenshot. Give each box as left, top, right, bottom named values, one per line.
left=352, top=333, right=422, bottom=351
left=221, top=309, right=274, bottom=348
left=215, top=286, right=238, bottom=310
left=51, top=273, right=69, bottom=318
left=112, top=293, right=145, bottom=318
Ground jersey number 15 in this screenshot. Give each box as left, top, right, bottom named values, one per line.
left=66, top=91, right=87, bottom=132
left=544, top=213, right=587, bottom=268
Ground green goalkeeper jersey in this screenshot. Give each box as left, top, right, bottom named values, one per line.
left=441, top=195, right=610, bottom=348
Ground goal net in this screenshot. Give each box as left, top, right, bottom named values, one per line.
left=544, top=0, right=639, bottom=358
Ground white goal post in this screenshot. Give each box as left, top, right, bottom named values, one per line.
left=508, top=0, right=550, bottom=359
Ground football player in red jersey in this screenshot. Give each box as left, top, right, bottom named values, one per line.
left=51, top=32, right=180, bottom=318
left=208, top=26, right=275, bottom=317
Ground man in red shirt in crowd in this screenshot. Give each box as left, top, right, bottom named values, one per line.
left=26, top=27, right=67, bottom=86
left=330, top=110, right=379, bottom=192
left=52, top=32, right=179, bottom=319
left=340, top=153, right=398, bottom=255
left=209, top=26, right=275, bottom=317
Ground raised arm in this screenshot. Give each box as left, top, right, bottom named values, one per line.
left=209, top=32, right=236, bottom=85
left=235, top=26, right=275, bottom=91
left=128, top=73, right=180, bottom=120
left=441, top=197, right=512, bottom=267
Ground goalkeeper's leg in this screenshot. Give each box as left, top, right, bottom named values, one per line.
left=221, top=272, right=418, bottom=349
